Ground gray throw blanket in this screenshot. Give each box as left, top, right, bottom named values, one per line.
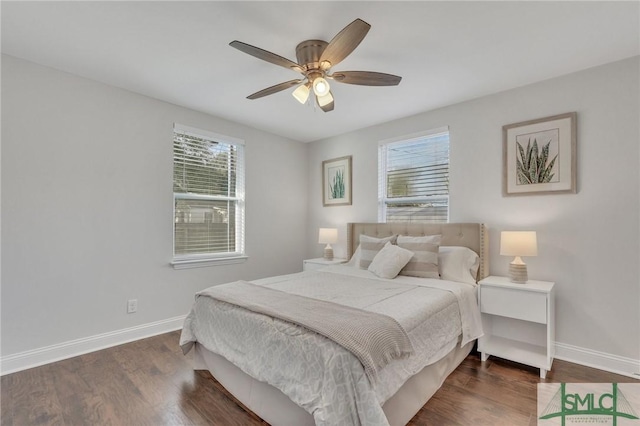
left=197, top=280, right=414, bottom=383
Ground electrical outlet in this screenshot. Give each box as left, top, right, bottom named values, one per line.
left=127, top=299, right=137, bottom=314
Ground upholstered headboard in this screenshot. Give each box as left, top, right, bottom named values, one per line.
left=346, top=222, right=489, bottom=281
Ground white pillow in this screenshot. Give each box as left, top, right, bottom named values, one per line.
left=359, top=234, right=398, bottom=269
left=397, top=234, right=441, bottom=279
left=345, top=245, right=362, bottom=267
left=368, top=242, right=414, bottom=279
left=438, top=246, right=480, bottom=284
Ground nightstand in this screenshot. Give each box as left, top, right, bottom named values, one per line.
left=303, top=257, right=347, bottom=271
left=478, top=276, right=555, bottom=378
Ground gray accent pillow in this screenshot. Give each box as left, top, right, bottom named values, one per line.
left=359, top=234, right=398, bottom=269
left=397, top=234, right=442, bottom=279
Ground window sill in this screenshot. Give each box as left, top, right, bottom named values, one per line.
left=171, top=255, right=248, bottom=270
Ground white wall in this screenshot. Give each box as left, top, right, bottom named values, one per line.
left=307, top=57, right=640, bottom=373
left=3, top=53, right=638, bottom=377
left=1, top=55, right=308, bottom=360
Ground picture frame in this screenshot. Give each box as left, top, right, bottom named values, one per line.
left=503, top=112, right=577, bottom=196
left=322, top=155, right=352, bottom=206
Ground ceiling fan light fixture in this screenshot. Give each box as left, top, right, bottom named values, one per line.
left=317, top=91, right=334, bottom=107
left=313, top=77, right=330, bottom=97
left=292, top=83, right=310, bottom=104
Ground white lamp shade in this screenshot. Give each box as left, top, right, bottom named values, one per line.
left=318, top=228, right=338, bottom=244
left=292, top=84, right=310, bottom=104
left=312, top=77, right=330, bottom=97
left=500, top=231, right=538, bottom=257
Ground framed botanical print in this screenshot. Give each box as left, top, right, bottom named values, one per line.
left=503, top=112, right=577, bottom=196
left=322, top=155, right=352, bottom=206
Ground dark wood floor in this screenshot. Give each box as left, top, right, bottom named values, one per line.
left=2, top=331, right=635, bottom=425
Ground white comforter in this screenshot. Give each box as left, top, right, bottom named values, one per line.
left=180, top=265, right=483, bottom=426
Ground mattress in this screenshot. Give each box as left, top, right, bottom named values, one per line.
left=180, top=265, right=483, bottom=426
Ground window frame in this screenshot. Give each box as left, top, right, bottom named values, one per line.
left=171, top=123, right=246, bottom=269
left=378, top=127, right=450, bottom=224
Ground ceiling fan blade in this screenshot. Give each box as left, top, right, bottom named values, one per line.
left=247, top=79, right=302, bottom=100
left=319, top=19, right=371, bottom=68
left=331, top=71, right=402, bottom=86
left=230, top=40, right=303, bottom=73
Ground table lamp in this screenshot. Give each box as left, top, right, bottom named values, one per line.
left=500, top=231, right=537, bottom=283
left=318, top=228, right=338, bottom=260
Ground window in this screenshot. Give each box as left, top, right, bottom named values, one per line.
left=172, top=124, right=245, bottom=267
left=378, top=128, right=450, bottom=223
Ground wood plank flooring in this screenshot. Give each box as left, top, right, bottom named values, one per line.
left=2, top=331, right=635, bottom=425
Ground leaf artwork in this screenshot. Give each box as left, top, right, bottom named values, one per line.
left=516, top=138, right=557, bottom=184
left=330, top=169, right=345, bottom=199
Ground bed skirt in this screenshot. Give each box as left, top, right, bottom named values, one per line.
left=193, top=339, right=473, bottom=426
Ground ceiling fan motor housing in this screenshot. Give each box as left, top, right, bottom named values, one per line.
left=295, top=40, right=328, bottom=71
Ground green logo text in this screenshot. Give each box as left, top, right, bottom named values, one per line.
left=539, top=383, right=639, bottom=425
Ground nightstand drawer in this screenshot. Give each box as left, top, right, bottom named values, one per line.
left=480, top=286, right=547, bottom=324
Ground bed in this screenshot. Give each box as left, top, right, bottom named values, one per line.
left=180, top=222, right=489, bottom=426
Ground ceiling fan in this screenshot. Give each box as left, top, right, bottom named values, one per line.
left=229, top=18, right=402, bottom=112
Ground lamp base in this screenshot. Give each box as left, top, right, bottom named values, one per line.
left=323, top=245, right=334, bottom=261
left=508, top=263, right=528, bottom=284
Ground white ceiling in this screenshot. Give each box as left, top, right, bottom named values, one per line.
left=2, top=1, right=638, bottom=143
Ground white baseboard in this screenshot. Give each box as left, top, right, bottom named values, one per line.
left=3, top=322, right=639, bottom=380
left=0, top=315, right=186, bottom=376
left=554, top=342, right=640, bottom=379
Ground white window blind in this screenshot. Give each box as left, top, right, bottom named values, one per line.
left=378, top=128, right=450, bottom=223
left=173, top=124, right=245, bottom=264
